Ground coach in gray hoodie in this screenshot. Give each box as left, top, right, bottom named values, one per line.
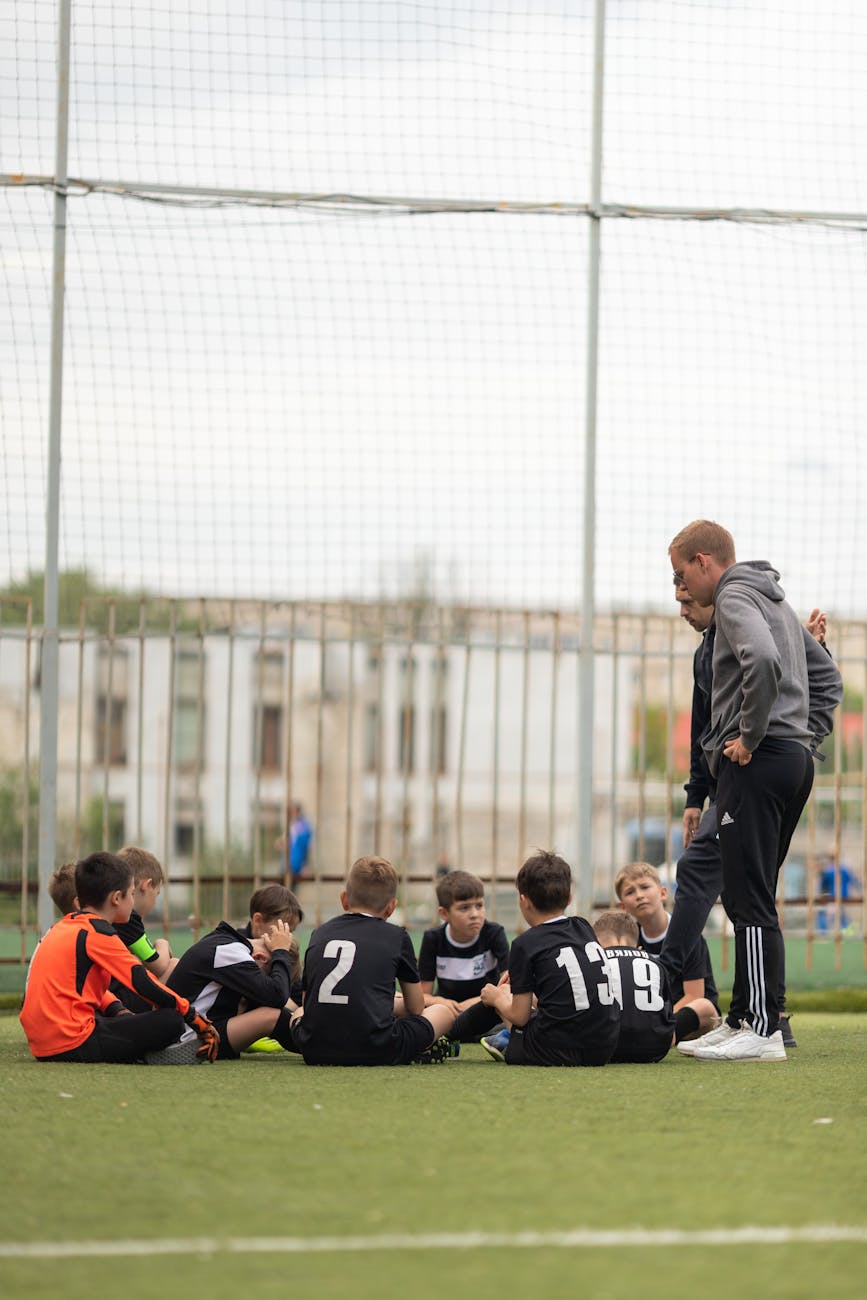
left=669, top=520, right=843, bottom=1062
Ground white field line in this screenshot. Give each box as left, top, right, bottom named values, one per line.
left=1, top=1225, right=866, bottom=1259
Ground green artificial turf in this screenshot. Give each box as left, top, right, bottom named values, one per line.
left=2, top=1015, right=865, bottom=1300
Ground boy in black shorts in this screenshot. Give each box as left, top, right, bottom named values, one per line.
left=614, top=863, right=719, bottom=1052
left=291, top=855, right=457, bottom=1066
left=592, top=910, right=677, bottom=1063
left=20, top=852, right=218, bottom=1065
left=418, top=870, right=509, bottom=1043
left=479, top=850, right=619, bottom=1067
left=161, top=914, right=300, bottom=1061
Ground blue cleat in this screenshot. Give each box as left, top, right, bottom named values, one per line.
left=480, top=1028, right=511, bottom=1062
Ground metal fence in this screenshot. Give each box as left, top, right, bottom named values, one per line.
left=1, top=598, right=863, bottom=970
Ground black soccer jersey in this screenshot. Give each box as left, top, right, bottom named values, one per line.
left=639, top=919, right=719, bottom=1011
left=166, top=920, right=295, bottom=1022
left=293, top=912, right=421, bottom=1066
left=508, top=915, right=620, bottom=1066
left=603, top=945, right=676, bottom=1064
left=418, top=920, right=509, bottom=1001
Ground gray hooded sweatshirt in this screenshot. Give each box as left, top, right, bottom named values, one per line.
left=701, top=561, right=840, bottom=777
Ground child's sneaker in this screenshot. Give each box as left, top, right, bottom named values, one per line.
left=144, top=1033, right=202, bottom=1066
left=244, top=1037, right=284, bottom=1054
left=413, top=1035, right=460, bottom=1065
left=480, top=1027, right=511, bottom=1062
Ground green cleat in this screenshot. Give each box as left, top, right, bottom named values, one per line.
left=413, top=1035, right=461, bottom=1065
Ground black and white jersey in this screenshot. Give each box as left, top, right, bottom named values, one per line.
left=418, top=920, right=509, bottom=1001
left=166, top=920, right=294, bottom=1023
left=603, top=945, right=675, bottom=1064
left=509, top=916, right=620, bottom=1066
left=293, top=912, right=420, bottom=1066
left=640, top=919, right=719, bottom=1011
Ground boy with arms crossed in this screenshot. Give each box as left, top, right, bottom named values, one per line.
left=292, top=855, right=456, bottom=1066
left=479, top=851, right=619, bottom=1067
left=418, top=870, right=509, bottom=1043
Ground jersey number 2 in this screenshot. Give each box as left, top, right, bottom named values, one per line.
left=318, top=939, right=357, bottom=1004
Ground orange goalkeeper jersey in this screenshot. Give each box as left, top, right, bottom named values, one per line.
left=20, top=911, right=191, bottom=1058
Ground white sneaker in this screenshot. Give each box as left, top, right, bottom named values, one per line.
left=692, top=1026, right=787, bottom=1062
left=676, top=1020, right=739, bottom=1057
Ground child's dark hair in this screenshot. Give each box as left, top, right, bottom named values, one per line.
left=48, top=862, right=78, bottom=914
left=345, top=855, right=398, bottom=914
left=249, top=883, right=303, bottom=925
left=75, top=852, right=133, bottom=909
left=515, top=850, right=572, bottom=914
left=436, top=869, right=485, bottom=910
left=116, top=845, right=164, bottom=886
left=594, top=909, right=639, bottom=946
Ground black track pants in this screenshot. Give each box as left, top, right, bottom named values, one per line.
left=662, top=803, right=721, bottom=986
left=716, top=738, right=813, bottom=1036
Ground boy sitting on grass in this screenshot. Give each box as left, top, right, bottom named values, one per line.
left=47, top=861, right=78, bottom=915
left=291, top=855, right=457, bottom=1066
left=614, top=863, right=719, bottom=1045
left=20, top=852, right=218, bottom=1064
left=592, top=910, right=677, bottom=1063
left=49, top=851, right=178, bottom=1017
left=163, top=888, right=302, bottom=1060
left=115, top=845, right=176, bottom=982
left=418, top=870, right=509, bottom=1043
left=479, top=850, right=619, bottom=1067
left=241, top=883, right=304, bottom=999
left=239, top=882, right=305, bottom=1053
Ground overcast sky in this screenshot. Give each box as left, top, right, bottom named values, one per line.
left=2, top=1, right=866, bottom=616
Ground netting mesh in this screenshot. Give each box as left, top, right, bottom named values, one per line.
left=2, top=1, right=866, bottom=613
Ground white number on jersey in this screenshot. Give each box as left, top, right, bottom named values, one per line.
left=555, top=942, right=616, bottom=1011
left=631, top=956, right=664, bottom=1012
left=317, top=939, right=357, bottom=1004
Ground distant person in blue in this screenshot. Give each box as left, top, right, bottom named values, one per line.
left=816, top=856, right=858, bottom=931
left=275, top=802, right=313, bottom=888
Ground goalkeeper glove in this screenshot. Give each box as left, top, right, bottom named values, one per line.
left=184, top=1010, right=220, bottom=1063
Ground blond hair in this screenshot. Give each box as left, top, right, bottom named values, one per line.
left=345, top=855, right=399, bottom=914
left=669, top=519, right=735, bottom=566
left=117, top=845, right=165, bottom=886
left=594, top=909, right=639, bottom=946
left=613, top=861, right=662, bottom=901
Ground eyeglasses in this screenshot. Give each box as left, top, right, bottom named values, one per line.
left=671, top=555, right=697, bottom=584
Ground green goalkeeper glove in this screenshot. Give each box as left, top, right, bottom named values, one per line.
left=184, top=1010, right=220, bottom=1063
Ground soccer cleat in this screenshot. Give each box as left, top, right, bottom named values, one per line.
left=676, top=1020, right=739, bottom=1057
left=692, top=1026, right=787, bottom=1062
left=244, top=1037, right=285, bottom=1054
left=144, top=1034, right=203, bottom=1066
left=779, top=1015, right=797, bottom=1048
left=413, top=1035, right=461, bottom=1065
left=480, top=1027, right=511, bottom=1062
